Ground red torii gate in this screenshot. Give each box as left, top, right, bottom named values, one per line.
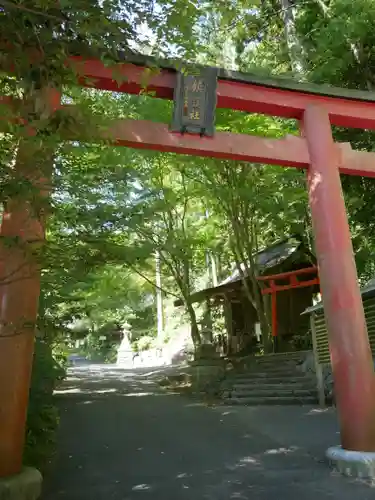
left=1, top=51, right=375, bottom=478
left=257, top=266, right=320, bottom=340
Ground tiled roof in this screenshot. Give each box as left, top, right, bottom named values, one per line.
left=219, top=236, right=301, bottom=287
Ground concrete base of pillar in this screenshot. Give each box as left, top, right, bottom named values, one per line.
left=0, top=467, right=42, bottom=500
left=326, top=446, right=375, bottom=479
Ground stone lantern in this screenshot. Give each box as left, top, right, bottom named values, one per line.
left=116, top=322, right=133, bottom=367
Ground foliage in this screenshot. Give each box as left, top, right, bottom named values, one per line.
left=201, top=0, right=375, bottom=283
left=79, top=332, right=119, bottom=363
left=24, top=339, right=67, bottom=471
left=135, top=335, right=155, bottom=352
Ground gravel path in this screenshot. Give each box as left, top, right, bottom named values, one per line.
left=41, top=364, right=375, bottom=500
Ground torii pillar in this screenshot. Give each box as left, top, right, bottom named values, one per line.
left=303, top=106, right=375, bottom=457
left=0, top=87, right=60, bottom=483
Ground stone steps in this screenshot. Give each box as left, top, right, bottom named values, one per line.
left=230, top=387, right=314, bottom=397
left=230, top=382, right=315, bottom=393
left=253, top=358, right=304, bottom=366
left=252, top=360, right=303, bottom=368
left=229, top=370, right=308, bottom=379
left=221, top=351, right=317, bottom=406
left=224, top=395, right=317, bottom=406
left=225, top=377, right=316, bottom=390
left=252, top=352, right=308, bottom=362
left=227, top=377, right=308, bottom=387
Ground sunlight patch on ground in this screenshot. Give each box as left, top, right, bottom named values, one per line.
left=122, top=391, right=178, bottom=397
left=230, top=492, right=248, bottom=499
left=123, top=392, right=158, bottom=397
left=54, top=388, right=83, bottom=395
left=54, top=388, right=118, bottom=395
left=176, top=472, right=192, bottom=479
left=132, top=484, right=151, bottom=491
left=239, top=456, right=259, bottom=465
left=264, top=446, right=299, bottom=455
left=227, top=455, right=261, bottom=471
left=306, top=408, right=332, bottom=415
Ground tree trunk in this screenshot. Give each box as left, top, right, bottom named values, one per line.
left=223, top=294, right=233, bottom=355
left=155, top=250, right=164, bottom=338
left=202, top=298, right=213, bottom=344
left=258, top=303, right=272, bottom=353
left=205, top=210, right=218, bottom=287
left=248, top=272, right=272, bottom=353
left=279, top=0, right=306, bottom=75
left=186, top=299, right=201, bottom=347
left=210, top=254, right=218, bottom=287
left=181, top=258, right=201, bottom=347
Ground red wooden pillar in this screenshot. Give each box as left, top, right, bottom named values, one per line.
left=0, top=88, right=60, bottom=477
left=270, top=280, right=278, bottom=352
left=270, top=281, right=277, bottom=338
left=303, top=105, right=375, bottom=451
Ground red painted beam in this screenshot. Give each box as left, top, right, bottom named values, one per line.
left=97, top=119, right=309, bottom=168
left=3, top=95, right=375, bottom=177
left=70, top=57, right=176, bottom=99
left=338, top=143, right=375, bottom=177
left=90, top=118, right=375, bottom=177
left=218, top=81, right=375, bottom=129
left=70, top=57, right=375, bottom=130
left=257, top=265, right=318, bottom=281
left=2, top=95, right=375, bottom=177
left=261, top=278, right=320, bottom=295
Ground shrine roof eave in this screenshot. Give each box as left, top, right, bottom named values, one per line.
left=177, top=280, right=243, bottom=307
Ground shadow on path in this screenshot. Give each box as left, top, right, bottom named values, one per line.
left=42, top=365, right=375, bottom=500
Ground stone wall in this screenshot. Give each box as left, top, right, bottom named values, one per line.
left=189, top=360, right=226, bottom=396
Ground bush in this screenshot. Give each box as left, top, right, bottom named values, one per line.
left=23, top=339, right=66, bottom=471
left=135, top=335, right=155, bottom=352
left=79, top=333, right=119, bottom=362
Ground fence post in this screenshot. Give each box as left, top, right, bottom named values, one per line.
left=310, top=312, right=325, bottom=407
